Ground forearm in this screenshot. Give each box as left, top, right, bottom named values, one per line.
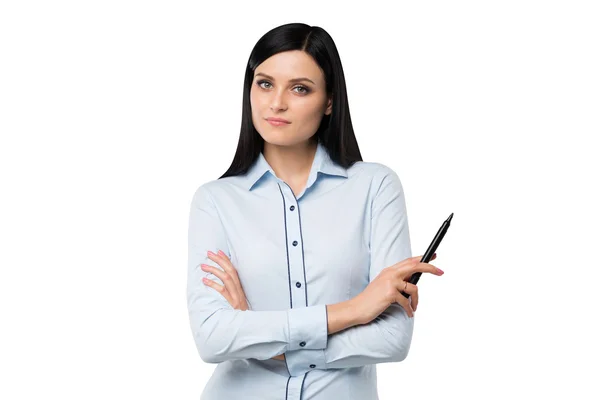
left=326, top=299, right=361, bottom=334
left=271, top=300, right=359, bottom=360
left=189, top=294, right=329, bottom=363
left=284, top=302, right=414, bottom=376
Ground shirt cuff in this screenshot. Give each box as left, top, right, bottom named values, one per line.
left=284, top=348, right=327, bottom=376
left=287, top=305, right=328, bottom=351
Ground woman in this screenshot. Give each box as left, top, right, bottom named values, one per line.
left=187, top=22, right=444, bottom=400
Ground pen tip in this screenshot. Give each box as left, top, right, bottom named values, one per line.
left=447, top=212, right=454, bottom=222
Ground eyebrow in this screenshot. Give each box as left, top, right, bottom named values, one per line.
left=254, top=72, right=316, bottom=85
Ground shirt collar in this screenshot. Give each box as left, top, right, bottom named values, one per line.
left=243, top=141, right=348, bottom=191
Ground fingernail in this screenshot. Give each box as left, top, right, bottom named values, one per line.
left=218, top=250, right=225, bottom=256
left=207, top=250, right=215, bottom=256
left=438, top=268, right=444, bottom=274
left=202, top=277, right=209, bottom=284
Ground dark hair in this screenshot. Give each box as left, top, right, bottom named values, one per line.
left=218, top=23, right=363, bottom=180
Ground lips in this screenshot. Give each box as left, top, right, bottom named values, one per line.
left=266, top=117, right=290, bottom=124
left=267, top=120, right=289, bottom=127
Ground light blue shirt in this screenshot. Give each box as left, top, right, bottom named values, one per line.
left=187, top=141, right=414, bottom=399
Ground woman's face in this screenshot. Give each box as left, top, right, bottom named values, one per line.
left=250, top=50, right=332, bottom=147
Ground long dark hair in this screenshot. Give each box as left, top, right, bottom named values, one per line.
left=218, top=23, right=363, bottom=180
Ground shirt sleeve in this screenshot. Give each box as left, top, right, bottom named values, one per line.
left=187, top=184, right=328, bottom=364
left=284, top=169, right=414, bottom=376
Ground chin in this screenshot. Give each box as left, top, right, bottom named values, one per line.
left=261, top=136, right=296, bottom=147
left=256, top=128, right=287, bottom=142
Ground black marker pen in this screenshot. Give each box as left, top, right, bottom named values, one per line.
left=401, top=212, right=453, bottom=298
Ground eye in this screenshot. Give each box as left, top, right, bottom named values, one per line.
left=293, top=86, right=310, bottom=94
left=257, top=80, right=272, bottom=89
left=256, top=80, right=311, bottom=95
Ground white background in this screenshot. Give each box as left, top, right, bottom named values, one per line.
left=1, top=1, right=598, bottom=399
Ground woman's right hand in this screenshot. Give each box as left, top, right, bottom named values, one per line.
left=352, top=254, right=443, bottom=324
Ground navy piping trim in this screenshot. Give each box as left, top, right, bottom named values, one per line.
left=299, top=372, right=309, bottom=398
left=283, top=353, right=291, bottom=376
left=277, top=183, right=293, bottom=309
left=281, top=181, right=309, bottom=306
left=285, top=376, right=291, bottom=399
left=295, top=197, right=309, bottom=306
left=279, top=182, right=311, bottom=400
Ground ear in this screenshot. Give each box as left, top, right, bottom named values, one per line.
left=324, top=95, right=333, bottom=116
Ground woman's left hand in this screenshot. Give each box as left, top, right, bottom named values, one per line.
left=201, top=250, right=285, bottom=361
left=201, top=250, right=250, bottom=311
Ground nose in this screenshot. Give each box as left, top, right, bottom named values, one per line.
left=269, top=90, right=288, bottom=112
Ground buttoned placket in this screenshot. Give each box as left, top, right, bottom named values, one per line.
left=277, top=180, right=312, bottom=400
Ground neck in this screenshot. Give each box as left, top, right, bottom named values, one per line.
left=263, top=139, right=318, bottom=184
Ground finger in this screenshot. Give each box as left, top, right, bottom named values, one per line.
left=394, top=292, right=414, bottom=318
left=201, top=264, right=241, bottom=306
left=396, top=280, right=418, bottom=297
left=396, top=254, right=434, bottom=269
left=409, top=253, right=437, bottom=263
left=210, top=251, right=243, bottom=289
left=412, top=287, right=419, bottom=311
left=215, top=250, right=249, bottom=309
left=210, top=250, right=246, bottom=305
left=206, top=251, right=240, bottom=290
left=201, top=264, right=230, bottom=284
left=409, top=262, right=444, bottom=276
left=202, top=277, right=236, bottom=305
left=413, top=253, right=436, bottom=261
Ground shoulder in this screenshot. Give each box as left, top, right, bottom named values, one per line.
left=350, top=161, right=403, bottom=184
left=358, top=162, right=406, bottom=206
left=192, top=175, right=240, bottom=195
left=189, top=175, right=243, bottom=208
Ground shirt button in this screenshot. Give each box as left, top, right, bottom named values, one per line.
left=310, top=364, right=316, bottom=368
left=289, top=205, right=295, bottom=211
left=296, top=282, right=301, bottom=288
left=292, top=240, right=298, bottom=246
left=300, top=341, right=306, bottom=347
